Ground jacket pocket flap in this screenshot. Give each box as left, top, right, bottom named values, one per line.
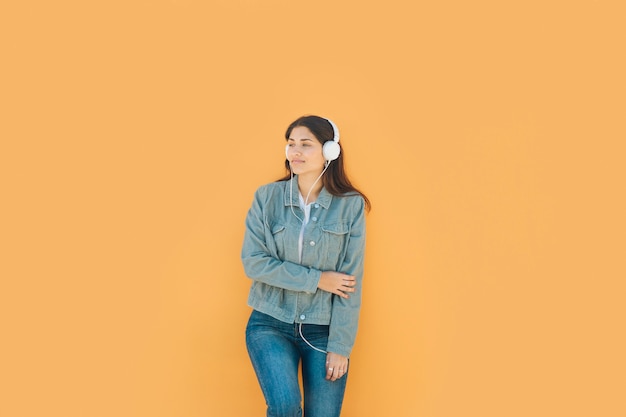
left=270, top=223, right=286, bottom=234
left=321, top=222, right=349, bottom=235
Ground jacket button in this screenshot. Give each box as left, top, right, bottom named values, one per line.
left=312, top=216, right=317, bottom=222
left=309, top=241, right=316, bottom=246
left=314, top=204, right=320, bottom=208
left=300, top=314, right=306, bottom=320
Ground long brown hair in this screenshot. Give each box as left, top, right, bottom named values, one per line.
left=278, top=115, right=371, bottom=212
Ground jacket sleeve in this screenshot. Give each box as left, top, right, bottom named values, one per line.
left=241, top=187, right=321, bottom=293
left=326, top=196, right=366, bottom=357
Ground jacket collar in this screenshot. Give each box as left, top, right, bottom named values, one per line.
left=283, top=175, right=333, bottom=209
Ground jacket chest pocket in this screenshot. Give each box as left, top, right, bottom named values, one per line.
left=320, top=221, right=350, bottom=262
left=268, top=223, right=286, bottom=258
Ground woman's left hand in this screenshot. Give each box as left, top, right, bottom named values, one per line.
left=325, top=352, right=349, bottom=381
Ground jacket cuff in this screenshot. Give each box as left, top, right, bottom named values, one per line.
left=325, top=341, right=352, bottom=358
left=304, top=268, right=322, bottom=293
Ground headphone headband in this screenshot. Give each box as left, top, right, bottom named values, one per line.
left=326, top=118, right=340, bottom=143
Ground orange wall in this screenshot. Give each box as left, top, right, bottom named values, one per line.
left=2, top=1, right=625, bottom=416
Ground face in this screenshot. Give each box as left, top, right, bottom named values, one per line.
left=286, top=126, right=326, bottom=178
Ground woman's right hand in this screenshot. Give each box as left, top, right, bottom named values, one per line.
left=318, top=271, right=356, bottom=298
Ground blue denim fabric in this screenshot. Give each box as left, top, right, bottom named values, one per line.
left=241, top=178, right=366, bottom=357
left=246, top=310, right=348, bottom=417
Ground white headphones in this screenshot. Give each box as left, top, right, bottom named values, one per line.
left=322, top=118, right=341, bottom=161
left=285, top=118, right=341, bottom=162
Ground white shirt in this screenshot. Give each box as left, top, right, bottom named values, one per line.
left=297, top=193, right=314, bottom=263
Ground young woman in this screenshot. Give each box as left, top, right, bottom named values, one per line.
left=242, top=115, right=371, bottom=417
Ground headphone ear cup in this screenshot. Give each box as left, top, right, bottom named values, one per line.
left=323, top=141, right=341, bottom=161
left=285, top=144, right=290, bottom=159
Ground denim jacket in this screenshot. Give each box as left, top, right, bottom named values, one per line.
left=241, top=177, right=366, bottom=357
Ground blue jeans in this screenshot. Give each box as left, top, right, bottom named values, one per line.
left=246, top=310, right=348, bottom=417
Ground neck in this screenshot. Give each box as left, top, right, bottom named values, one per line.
left=297, top=172, right=324, bottom=203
